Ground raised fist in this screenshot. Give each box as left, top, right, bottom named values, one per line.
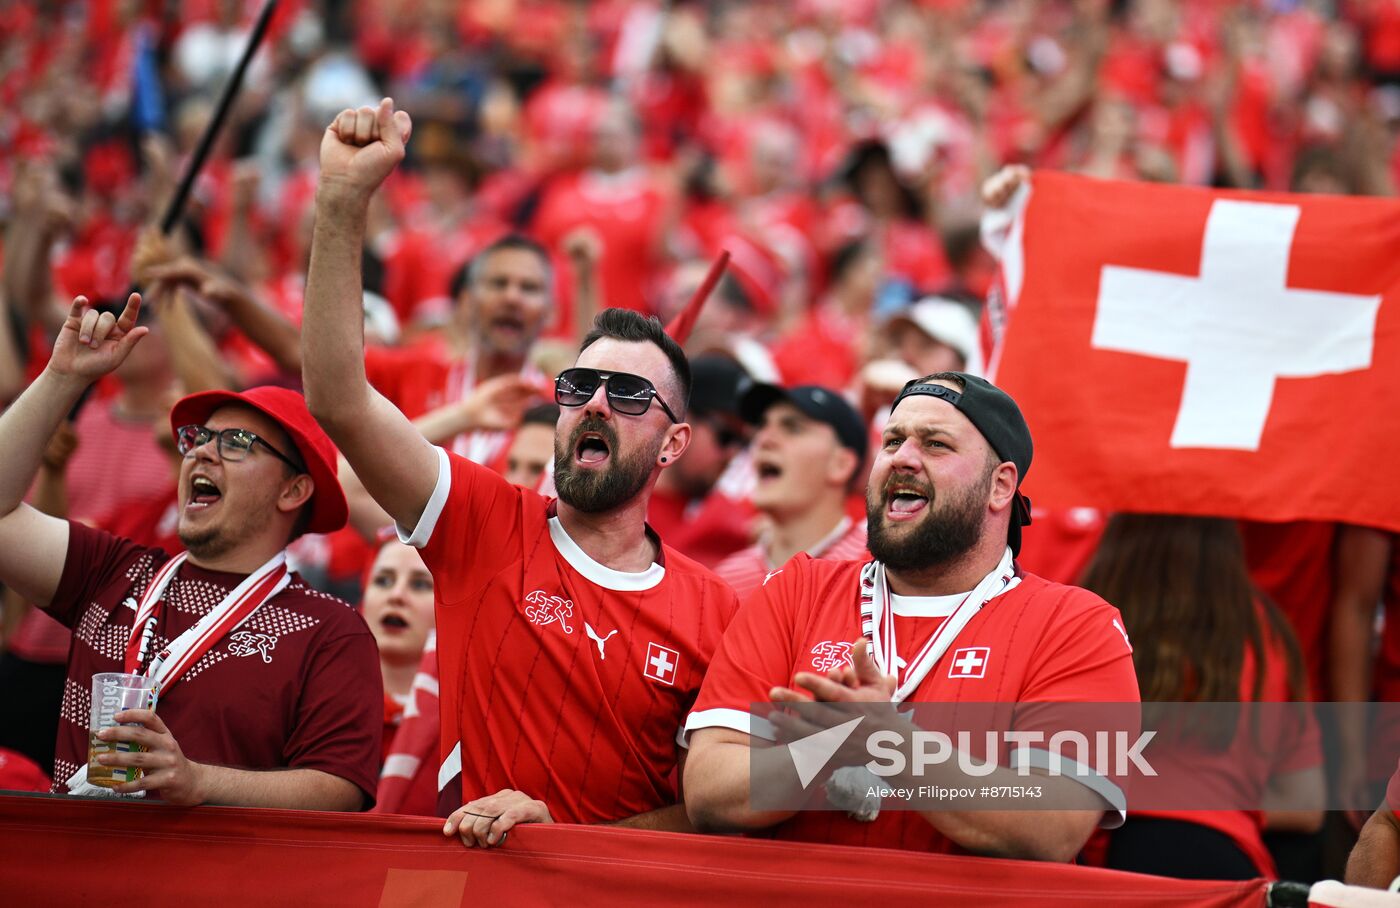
left=318, top=98, right=413, bottom=204
left=981, top=164, right=1031, bottom=210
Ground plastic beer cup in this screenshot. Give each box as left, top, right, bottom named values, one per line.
left=87, top=672, right=158, bottom=788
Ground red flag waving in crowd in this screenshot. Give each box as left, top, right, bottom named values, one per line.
left=989, top=171, right=1400, bottom=532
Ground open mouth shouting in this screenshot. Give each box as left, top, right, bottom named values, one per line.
left=754, top=455, right=783, bottom=485
left=490, top=314, right=527, bottom=341
left=186, top=473, right=224, bottom=513
left=379, top=612, right=411, bottom=634
left=573, top=430, right=612, bottom=467
left=883, top=481, right=931, bottom=521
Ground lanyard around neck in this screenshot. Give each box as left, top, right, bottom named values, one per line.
left=858, top=548, right=1016, bottom=704
left=122, top=551, right=290, bottom=697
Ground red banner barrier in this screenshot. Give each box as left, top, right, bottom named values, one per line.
left=0, top=793, right=1267, bottom=906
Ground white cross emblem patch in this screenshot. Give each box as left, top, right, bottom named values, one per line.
left=644, top=642, right=679, bottom=686
left=947, top=646, right=989, bottom=680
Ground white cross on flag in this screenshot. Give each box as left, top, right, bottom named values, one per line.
left=987, top=171, right=1400, bottom=531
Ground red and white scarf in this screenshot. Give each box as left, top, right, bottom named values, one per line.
left=125, top=550, right=290, bottom=699
left=858, top=547, right=1017, bottom=704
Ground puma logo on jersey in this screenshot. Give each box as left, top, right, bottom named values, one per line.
left=584, top=622, right=618, bottom=660
left=1112, top=618, right=1133, bottom=652
left=763, top=569, right=784, bottom=586
left=523, top=590, right=575, bottom=634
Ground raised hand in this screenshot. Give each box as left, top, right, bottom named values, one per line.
left=48, top=294, right=149, bottom=386
left=318, top=98, right=413, bottom=205
left=981, top=164, right=1031, bottom=210
left=461, top=374, right=542, bottom=432
left=145, top=258, right=243, bottom=308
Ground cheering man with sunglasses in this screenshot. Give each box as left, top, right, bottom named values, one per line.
left=303, top=99, right=739, bottom=846
left=0, top=293, right=382, bottom=809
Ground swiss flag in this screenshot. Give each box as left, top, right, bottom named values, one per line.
left=988, top=171, right=1400, bottom=532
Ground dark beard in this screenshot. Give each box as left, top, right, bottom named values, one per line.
left=865, top=472, right=990, bottom=572
left=554, top=416, right=659, bottom=513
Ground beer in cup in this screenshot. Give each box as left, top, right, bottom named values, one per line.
left=87, top=672, right=158, bottom=789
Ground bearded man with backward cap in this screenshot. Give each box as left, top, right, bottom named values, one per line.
left=683, top=371, right=1141, bottom=860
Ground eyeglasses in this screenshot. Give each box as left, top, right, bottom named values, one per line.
left=175, top=425, right=305, bottom=473
left=555, top=368, right=680, bottom=423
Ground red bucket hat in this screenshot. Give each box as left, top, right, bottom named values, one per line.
left=169, top=386, right=348, bottom=536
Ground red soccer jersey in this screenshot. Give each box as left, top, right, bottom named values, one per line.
left=687, top=553, right=1139, bottom=852
left=714, top=517, right=870, bottom=603
left=363, top=343, right=519, bottom=469
left=46, top=522, right=382, bottom=804
left=364, top=340, right=458, bottom=420
left=404, top=448, right=739, bottom=822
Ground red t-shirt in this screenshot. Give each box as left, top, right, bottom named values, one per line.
left=686, top=555, right=1139, bottom=852
left=646, top=488, right=757, bottom=570
left=45, top=523, right=383, bottom=805
left=403, top=448, right=739, bottom=822
left=1239, top=520, right=1335, bottom=699
left=771, top=305, right=865, bottom=391
left=532, top=169, right=670, bottom=318
left=96, top=488, right=183, bottom=555
left=67, top=400, right=175, bottom=525
left=363, top=343, right=517, bottom=468
left=381, top=219, right=507, bottom=326
left=364, top=341, right=459, bottom=420
left=714, top=518, right=870, bottom=604
left=1124, top=609, right=1321, bottom=878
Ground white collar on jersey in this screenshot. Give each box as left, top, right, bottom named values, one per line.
left=888, top=590, right=967, bottom=618
left=548, top=516, right=666, bottom=592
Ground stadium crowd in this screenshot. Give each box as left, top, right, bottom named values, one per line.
left=3, top=0, right=1400, bottom=891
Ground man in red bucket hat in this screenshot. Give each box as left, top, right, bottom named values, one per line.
left=0, top=293, right=381, bottom=810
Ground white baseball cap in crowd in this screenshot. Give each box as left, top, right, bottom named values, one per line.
left=883, top=296, right=984, bottom=377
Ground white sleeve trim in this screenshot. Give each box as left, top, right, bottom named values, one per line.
left=683, top=707, right=775, bottom=743
left=1011, top=746, right=1127, bottom=829
left=437, top=740, right=462, bottom=793
left=398, top=446, right=451, bottom=549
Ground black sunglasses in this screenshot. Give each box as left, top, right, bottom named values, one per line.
left=555, top=368, right=680, bottom=423
left=176, top=425, right=305, bottom=473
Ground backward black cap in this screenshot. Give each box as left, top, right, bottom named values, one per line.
left=889, top=372, right=1034, bottom=555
